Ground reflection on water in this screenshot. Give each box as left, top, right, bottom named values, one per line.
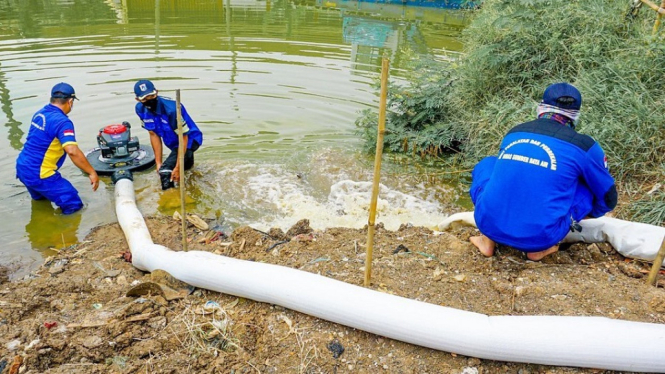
left=0, top=0, right=469, bottom=279
left=0, top=64, right=23, bottom=150
left=25, top=199, right=81, bottom=257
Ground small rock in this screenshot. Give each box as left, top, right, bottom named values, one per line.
left=649, top=295, right=665, bottom=313
left=116, top=275, right=128, bottom=286
left=48, top=264, right=65, bottom=275
left=82, top=335, right=103, bottom=349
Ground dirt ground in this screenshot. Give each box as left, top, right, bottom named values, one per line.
left=1, top=214, right=664, bottom=374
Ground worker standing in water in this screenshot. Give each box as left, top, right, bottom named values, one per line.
left=16, top=82, right=99, bottom=214
left=133, top=79, right=203, bottom=190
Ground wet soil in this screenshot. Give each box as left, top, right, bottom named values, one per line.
left=0, top=216, right=664, bottom=374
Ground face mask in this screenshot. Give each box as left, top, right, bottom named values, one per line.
left=143, top=97, right=158, bottom=112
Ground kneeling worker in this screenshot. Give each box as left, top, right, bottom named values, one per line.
left=469, top=83, right=617, bottom=261
left=16, top=82, right=99, bottom=214
left=134, top=79, right=203, bottom=190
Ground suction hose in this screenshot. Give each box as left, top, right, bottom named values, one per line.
left=113, top=176, right=665, bottom=372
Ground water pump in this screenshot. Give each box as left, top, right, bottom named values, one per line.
left=85, top=121, right=155, bottom=175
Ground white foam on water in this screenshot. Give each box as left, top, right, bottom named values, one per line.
left=203, top=159, right=449, bottom=232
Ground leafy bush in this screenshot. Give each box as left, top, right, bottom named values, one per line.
left=355, top=56, right=464, bottom=158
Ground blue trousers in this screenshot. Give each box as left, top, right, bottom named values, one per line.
left=18, top=173, right=83, bottom=215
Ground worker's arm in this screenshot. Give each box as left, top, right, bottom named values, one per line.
left=149, top=131, right=163, bottom=172
left=582, top=143, right=617, bottom=218
left=64, top=144, right=99, bottom=191
left=171, top=134, right=188, bottom=182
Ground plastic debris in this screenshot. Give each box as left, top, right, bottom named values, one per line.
left=6, top=340, right=20, bottom=351
left=43, top=321, right=57, bottom=329
left=195, top=300, right=221, bottom=315
left=327, top=339, right=345, bottom=359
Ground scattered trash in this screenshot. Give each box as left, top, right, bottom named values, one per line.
left=6, top=340, right=20, bottom=351
left=265, top=240, right=289, bottom=253
left=8, top=355, right=22, bottom=374
left=120, top=251, right=132, bottom=263
left=224, top=298, right=239, bottom=309
left=307, top=256, right=330, bottom=265
left=327, top=339, right=345, bottom=359
left=92, top=303, right=103, bottom=310
left=25, top=339, right=39, bottom=350
left=0, top=359, right=7, bottom=373
left=461, top=367, right=479, bottom=374
left=187, top=214, right=209, bottom=230
left=43, top=321, right=57, bottom=329
left=392, top=244, right=410, bottom=254
left=174, top=211, right=210, bottom=230
left=105, top=355, right=128, bottom=370
left=199, top=230, right=222, bottom=244
left=48, top=259, right=68, bottom=275
left=194, top=300, right=222, bottom=315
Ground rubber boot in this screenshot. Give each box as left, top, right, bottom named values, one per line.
left=159, top=170, right=175, bottom=190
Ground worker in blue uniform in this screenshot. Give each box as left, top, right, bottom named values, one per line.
left=134, top=79, right=203, bottom=190
left=16, top=82, right=99, bottom=215
left=469, top=83, right=617, bottom=261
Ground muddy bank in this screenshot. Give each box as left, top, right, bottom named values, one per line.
left=0, top=216, right=664, bottom=373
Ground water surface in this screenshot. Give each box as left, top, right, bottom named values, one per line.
left=0, top=0, right=470, bottom=277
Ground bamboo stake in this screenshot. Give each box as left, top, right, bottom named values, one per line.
left=647, top=236, right=665, bottom=286
left=652, top=0, right=665, bottom=33
left=175, top=89, right=188, bottom=252
left=639, top=0, right=665, bottom=17
left=364, top=57, right=390, bottom=287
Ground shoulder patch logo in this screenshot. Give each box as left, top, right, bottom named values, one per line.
left=63, top=130, right=75, bottom=137
left=604, top=155, right=608, bottom=169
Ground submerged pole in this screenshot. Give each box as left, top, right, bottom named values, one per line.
left=176, top=89, right=188, bottom=252
left=364, top=57, right=390, bottom=287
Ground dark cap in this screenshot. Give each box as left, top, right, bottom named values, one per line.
left=134, top=79, right=157, bottom=100
left=51, top=82, right=78, bottom=100
left=542, top=83, right=581, bottom=110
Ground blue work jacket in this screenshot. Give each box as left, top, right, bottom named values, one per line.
left=135, top=96, right=203, bottom=151
left=16, top=104, right=78, bottom=183
left=471, top=118, right=617, bottom=251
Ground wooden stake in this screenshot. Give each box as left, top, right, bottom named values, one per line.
left=653, top=0, right=665, bottom=34
left=639, top=0, right=665, bottom=16
left=364, top=57, right=390, bottom=287
left=176, top=89, right=188, bottom=252
left=647, top=236, right=665, bottom=286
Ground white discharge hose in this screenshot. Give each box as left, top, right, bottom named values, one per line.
left=437, top=212, right=665, bottom=266
left=114, top=178, right=665, bottom=373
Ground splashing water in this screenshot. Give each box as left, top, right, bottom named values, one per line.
left=192, top=151, right=451, bottom=233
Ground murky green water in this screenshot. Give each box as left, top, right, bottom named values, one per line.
left=0, top=0, right=470, bottom=277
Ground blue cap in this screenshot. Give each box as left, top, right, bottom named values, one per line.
left=51, top=82, right=78, bottom=100
left=542, top=83, right=581, bottom=110
left=134, top=80, right=157, bottom=100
